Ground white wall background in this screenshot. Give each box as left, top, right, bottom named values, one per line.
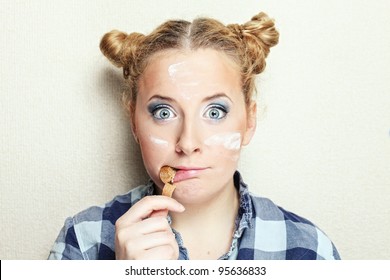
left=1, top=0, right=389, bottom=259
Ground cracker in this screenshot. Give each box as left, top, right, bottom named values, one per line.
left=160, top=165, right=176, bottom=183
left=162, top=182, right=176, bottom=197
left=159, top=166, right=177, bottom=197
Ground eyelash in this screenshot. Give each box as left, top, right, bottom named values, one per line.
left=203, top=104, right=229, bottom=120
left=148, top=102, right=230, bottom=121
left=149, top=104, right=176, bottom=121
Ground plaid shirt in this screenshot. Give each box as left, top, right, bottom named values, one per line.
left=48, top=172, right=340, bottom=260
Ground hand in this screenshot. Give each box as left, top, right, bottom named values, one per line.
left=115, top=195, right=185, bottom=260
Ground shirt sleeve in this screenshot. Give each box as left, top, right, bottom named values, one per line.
left=315, top=227, right=341, bottom=260
left=48, top=217, right=84, bottom=260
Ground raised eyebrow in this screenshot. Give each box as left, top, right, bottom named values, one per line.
left=202, top=93, right=233, bottom=103
left=147, top=93, right=232, bottom=103
left=147, top=94, right=176, bottom=103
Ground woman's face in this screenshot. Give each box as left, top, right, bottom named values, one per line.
left=134, top=48, right=256, bottom=205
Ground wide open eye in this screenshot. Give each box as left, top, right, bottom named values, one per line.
left=152, top=105, right=176, bottom=120
left=203, top=104, right=228, bottom=120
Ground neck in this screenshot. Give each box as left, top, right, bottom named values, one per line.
left=171, top=180, right=239, bottom=226
left=170, top=180, right=240, bottom=259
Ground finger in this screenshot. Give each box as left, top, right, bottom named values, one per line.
left=131, top=231, right=177, bottom=252
left=117, top=196, right=184, bottom=227
left=115, top=220, right=177, bottom=260
left=137, top=216, right=171, bottom=235
left=116, top=217, right=170, bottom=243
left=149, top=209, right=168, bottom=218
left=141, top=245, right=179, bottom=260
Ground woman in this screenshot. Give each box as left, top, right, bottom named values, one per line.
left=48, top=12, right=340, bottom=260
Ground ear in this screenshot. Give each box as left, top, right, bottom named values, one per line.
left=129, top=105, right=139, bottom=144
left=242, top=101, right=257, bottom=146
left=131, top=124, right=139, bottom=144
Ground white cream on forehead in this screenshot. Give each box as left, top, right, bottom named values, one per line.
left=149, top=136, right=169, bottom=148
left=168, top=61, right=186, bottom=77
left=204, top=132, right=242, bottom=150
left=167, top=61, right=200, bottom=91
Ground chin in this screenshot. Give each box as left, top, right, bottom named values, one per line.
left=172, top=183, right=206, bottom=201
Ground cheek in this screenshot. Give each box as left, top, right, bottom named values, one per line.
left=204, top=132, right=242, bottom=162
left=138, top=135, right=171, bottom=175
left=140, top=135, right=170, bottom=156
left=149, top=135, right=169, bottom=148
left=204, top=132, right=241, bottom=150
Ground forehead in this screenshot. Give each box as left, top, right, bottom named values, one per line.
left=138, top=48, right=241, bottom=95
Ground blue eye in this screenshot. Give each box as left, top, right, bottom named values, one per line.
left=150, top=105, right=176, bottom=120
left=204, top=104, right=228, bottom=120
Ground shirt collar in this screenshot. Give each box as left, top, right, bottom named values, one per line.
left=234, top=171, right=254, bottom=235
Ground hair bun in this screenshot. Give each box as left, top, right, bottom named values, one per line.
left=241, top=12, right=279, bottom=74
left=100, top=30, right=145, bottom=72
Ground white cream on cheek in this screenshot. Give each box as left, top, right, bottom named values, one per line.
left=149, top=135, right=169, bottom=148
left=204, top=132, right=242, bottom=151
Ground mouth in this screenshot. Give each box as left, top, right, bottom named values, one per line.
left=171, top=166, right=208, bottom=183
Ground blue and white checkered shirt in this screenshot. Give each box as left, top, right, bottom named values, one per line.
left=48, top=172, right=340, bottom=260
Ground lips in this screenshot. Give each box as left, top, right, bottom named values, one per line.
left=172, top=167, right=207, bottom=183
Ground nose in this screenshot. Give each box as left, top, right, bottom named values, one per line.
left=175, top=119, right=201, bottom=155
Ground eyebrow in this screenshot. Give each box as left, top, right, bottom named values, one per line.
left=148, top=95, right=176, bottom=103
left=148, top=92, right=233, bottom=103
left=202, top=92, right=233, bottom=103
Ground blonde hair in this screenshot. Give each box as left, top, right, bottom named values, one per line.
left=100, top=12, right=279, bottom=116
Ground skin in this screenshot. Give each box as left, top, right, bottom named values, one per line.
left=115, top=48, right=257, bottom=260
